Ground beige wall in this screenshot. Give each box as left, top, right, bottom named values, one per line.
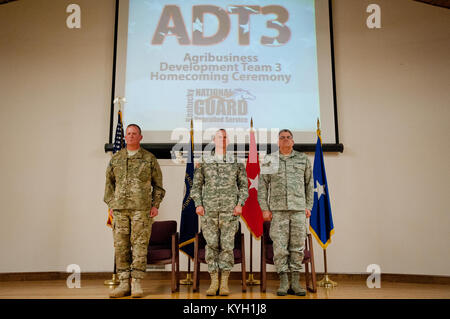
left=0, top=0, right=448, bottom=276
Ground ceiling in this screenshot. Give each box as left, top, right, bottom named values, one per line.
left=0, top=0, right=448, bottom=10
left=1, top=0, right=449, bottom=8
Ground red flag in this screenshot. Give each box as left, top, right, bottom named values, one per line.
left=241, top=129, right=264, bottom=238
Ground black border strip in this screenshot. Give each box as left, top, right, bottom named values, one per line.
left=0, top=299, right=445, bottom=316
left=329, top=0, right=340, bottom=145
left=104, top=143, right=344, bottom=158
left=108, top=0, right=120, bottom=144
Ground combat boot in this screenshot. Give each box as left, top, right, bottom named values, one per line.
left=277, top=272, right=289, bottom=296
left=219, top=271, right=231, bottom=296
left=206, top=272, right=219, bottom=296
left=109, top=279, right=131, bottom=298
left=131, top=278, right=144, bottom=298
left=291, top=272, right=306, bottom=296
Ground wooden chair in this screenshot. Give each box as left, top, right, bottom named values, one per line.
left=146, top=220, right=180, bottom=292
left=193, top=222, right=247, bottom=292
left=260, top=221, right=317, bottom=293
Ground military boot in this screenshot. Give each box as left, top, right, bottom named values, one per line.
left=219, top=271, right=231, bottom=296
left=206, top=272, right=219, bottom=296
left=109, top=279, right=131, bottom=298
left=291, top=272, right=306, bottom=296
left=131, top=278, right=144, bottom=298
left=277, top=272, right=289, bottom=296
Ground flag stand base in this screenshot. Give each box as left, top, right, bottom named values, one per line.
left=104, top=274, right=120, bottom=286
left=318, top=275, right=337, bottom=288
left=246, top=273, right=260, bottom=286
left=180, top=273, right=193, bottom=285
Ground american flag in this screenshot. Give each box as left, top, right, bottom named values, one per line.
left=113, top=110, right=125, bottom=154
left=107, top=110, right=125, bottom=227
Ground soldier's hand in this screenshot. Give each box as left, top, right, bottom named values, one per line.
left=150, top=207, right=158, bottom=218
left=233, top=205, right=242, bottom=216
left=305, top=209, right=311, bottom=218
left=196, top=206, right=205, bottom=216
left=262, top=210, right=272, bottom=221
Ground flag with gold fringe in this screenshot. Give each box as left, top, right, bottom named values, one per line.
left=241, top=122, right=264, bottom=238
left=309, top=134, right=335, bottom=248
left=179, top=129, right=198, bottom=258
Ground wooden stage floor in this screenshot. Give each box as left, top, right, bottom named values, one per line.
left=0, top=278, right=449, bottom=299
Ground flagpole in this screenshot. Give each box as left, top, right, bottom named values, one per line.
left=246, top=234, right=260, bottom=285
left=316, top=118, right=337, bottom=288
left=104, top=256, right=120, bottom=286
left=104, top=105, right=125, bottom=286
left=180, top=119, right=195, bottom=286
left=246, top=118, right=260, bottom=286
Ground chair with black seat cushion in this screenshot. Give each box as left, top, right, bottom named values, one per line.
left=260, top=221, right=317, bottom=293
left=146, top=220, right=180, bottom=292
left=193, top=222, right=247, bottom=292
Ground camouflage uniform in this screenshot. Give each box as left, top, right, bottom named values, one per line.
left=191, top=152, right=248, bottom=273
left=258, top=150, right=313, bottom=274
left=104, top=148, right=165, bottom=280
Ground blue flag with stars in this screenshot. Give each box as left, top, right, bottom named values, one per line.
left=179, top=135, right=198, bottom=259
left=310, top=136, right=335, bottom=249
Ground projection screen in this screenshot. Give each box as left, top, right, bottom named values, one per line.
left=110, top=0, right=340, bottom=153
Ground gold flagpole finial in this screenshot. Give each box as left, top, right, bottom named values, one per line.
left=114, top=97, right=126, bottom=127
left=250, top=117, right=253, bottom=130
left=113, top=97, right=126, bottom=113
left=317, top=118, right=322, bottom=143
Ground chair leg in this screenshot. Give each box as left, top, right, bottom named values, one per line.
left=240, top=266, right=245, bottom=292
left=193, top=270, right=197, bottom=292
left=260, top=250, right=263, bottom=292
left=171, top=234, right=176, bottom=293
left=193, top=261, right=198, bottom=292
left=310, top=261, right=317, bottom=293
left=261, top=239, right=267, bottom=293
left=193, top=235, right=199, bottom=292
left=308, top=234, right=317, bottom=293
left=242, top=267, right=247, bottom=292
left=171, top=252, right=178, bottom=293
left=175, top=233, right=180, bottom=291
left=262, top=262, right=266, bottom=292
left=171, top=261, right=176, bottom=293
left=305, top=262, right=311, bottom=292
left=196, top=261, right=201, bottom=291
left=176, top=251, right=180, bottom=291
left=241, top=233, right=247, bottom=292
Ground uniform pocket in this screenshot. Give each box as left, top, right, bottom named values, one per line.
left=225, top=164, right=238, bottom=183
left=203, top=165, right=217, bottom=179
left=293, top=163, right=305, bottom=173
left=293, top=163, right=305, bottom=185
left=130, top=211, right=151, bottom=243
left=112, top=160, right=126, bottom=178
left=137, top=161, right=152, bottom=181
left=269, top=195, right=285, bottom=210
left=113, top=211, right=130, bottom=235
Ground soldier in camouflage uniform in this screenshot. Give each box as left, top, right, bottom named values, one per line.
left=258, top=129, right=313, bottom=296
left=104, top=124, right=165, bottom=298
left=191, top=129, right=248, bottom=296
